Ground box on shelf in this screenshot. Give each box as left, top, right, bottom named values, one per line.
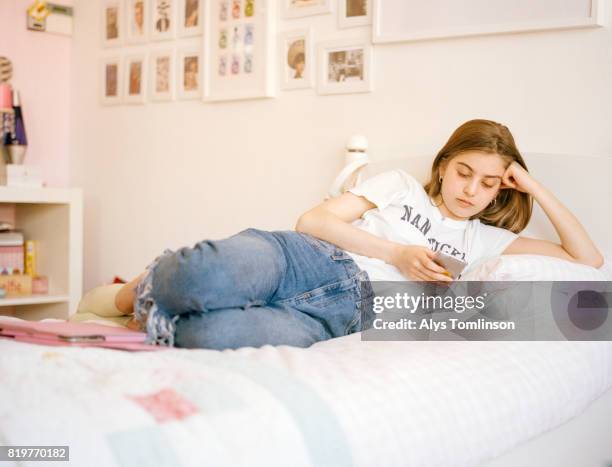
left=0, top=224, right=45, bottom=296
left=6, top=165, right=43, bottom=188
left=25, top=239, right=37, bottom=276
left=32, top=275, right=49, bottom=294
left=0, top=230, right=23, bottom=246
left=0, top=274, right=32, bottom=296
left=0, top=244, right=24, bottom=274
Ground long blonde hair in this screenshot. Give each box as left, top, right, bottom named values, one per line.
left=423, top=119, right=532, bottom=233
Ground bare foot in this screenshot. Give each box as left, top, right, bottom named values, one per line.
left=126, top=317, right=143, bottom=331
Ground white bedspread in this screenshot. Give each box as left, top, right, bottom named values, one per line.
left=1, top=329, right=611, bottom=467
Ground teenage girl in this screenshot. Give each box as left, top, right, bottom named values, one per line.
left=114, top=119, right=602, bottom=349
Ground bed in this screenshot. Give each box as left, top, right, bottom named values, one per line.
left=1, top=327, right=611, bottom=467
left=1, top=148, right=611, bottom=467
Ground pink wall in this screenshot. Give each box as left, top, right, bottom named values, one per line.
left=0, top=0, right=71, bottom=187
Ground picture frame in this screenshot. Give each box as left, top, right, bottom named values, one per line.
left=317, top=39, right=372, bottom=95
left=100, top=56, right=122, bottom=105
left=283, top=0, right=332, bottom=18
left=208, top=0, right=276, bottom=101
left=150, top=0, right=177, bottom=41
left=338, top=0, right=371, bottom=29
left=125, top=0, right=149, bottom=44
left=101, top=0, right=123, bottom=47
left=123, top=53, right=147, bottom=104
left=149, top=48, right=176, bottom=101
left=177, top=45, right=202, bottom=99
left=279, top=28, right=313, bottom=90
left=178, top=0, right=204, bottom=37
left=372, top=0, right=605, bottom=44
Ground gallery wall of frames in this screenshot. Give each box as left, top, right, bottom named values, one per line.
left=100, top=0, right=372, bottom=105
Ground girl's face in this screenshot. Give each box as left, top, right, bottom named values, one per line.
left=438, top=151, right=508, bottom=220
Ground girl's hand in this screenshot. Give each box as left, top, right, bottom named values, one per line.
left=391, top=245, right=453, bottom=282
left=501, top=161, right=539, bottom=194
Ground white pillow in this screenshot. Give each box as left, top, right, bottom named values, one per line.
left=462, top=254, right=612, bottom=281
left=599, top=254, right=612, bottom=279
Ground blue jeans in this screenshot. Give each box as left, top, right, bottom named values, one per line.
left=134, top=228, right=373, bottom=350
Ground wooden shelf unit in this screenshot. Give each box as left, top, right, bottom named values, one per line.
left=0, top=186, right=82, bottom=320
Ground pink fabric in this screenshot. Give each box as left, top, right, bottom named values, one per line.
left=128, top=389, right=200, bottom=422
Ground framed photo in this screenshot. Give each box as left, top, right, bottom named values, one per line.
left=149, top=49, right=176, bottom=101
left=151, top=0, right=177, bottom=41
left=124, top=54, right=147, bottom=104
left=317, top=39, right=372, bottom=95
left=279, top=29, right=313, bottom=90
left=126, top=0, right=148, bottom=43
left=283, top=0, right=332, bottom=18
left=208, top=0, right=275, bottom=101
left=100, top=56, right=122, bottom=105
left=177, top=46, right=202, bottom=99
left=102, top=0, right=123, bottom=47
left=178, top=0, right=203, bottom=37
left=338, top=0, right=371, bottom=28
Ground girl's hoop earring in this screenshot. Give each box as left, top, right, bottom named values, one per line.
left=489, top=198, right=497, bottom=208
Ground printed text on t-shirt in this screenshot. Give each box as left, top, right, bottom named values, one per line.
left=400, top=205, right=466, bottom=260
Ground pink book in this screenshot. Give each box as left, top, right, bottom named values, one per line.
left=0, top=319, right=166, bottom=351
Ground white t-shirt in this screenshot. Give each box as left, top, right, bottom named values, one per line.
left=345, top=169, right=519, bottom=281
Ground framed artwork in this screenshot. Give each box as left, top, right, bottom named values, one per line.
left=283, top=0, right=332, bottom=18
left=100, top=56, right=122, bottom=105
left=101, top=0, right=123, bottom=47
left=149, top=49, right=176, bottom=101
left=178, top=0, right=204, bottom=37
left=126, top=0, right=148, bottom=44
left=151, top=0, right=177, bottom=41
left=177, top=46, right=202, bottom=99
left=373, top=0, right=605, bottom=44
left=317, top=39, right=372, bottom=95
left=208, top=0, right=276, bottom=101
left=338, top=0, right=371, bottom=29
left=279, top=29, right=313, bottom=90
left=124, top=54, right=147, bottom=104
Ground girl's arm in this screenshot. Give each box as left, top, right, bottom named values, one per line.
left=296, top=192, right=451, bottom=281
left=295, top=192, right=398, bottom=264
left=500, top=162, right=604, bottom=268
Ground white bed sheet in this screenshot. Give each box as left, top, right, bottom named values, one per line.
left=1, top=322, right=611, bottom=467
left=480, top=384, right=612, bottom=467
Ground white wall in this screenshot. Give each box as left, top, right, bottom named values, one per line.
left=71, top=1, right=612, bottom=290
left=0, top=0, right=71, bottom=187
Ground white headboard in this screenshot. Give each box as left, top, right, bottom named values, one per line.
left=343, top=152, right=612, bottom=256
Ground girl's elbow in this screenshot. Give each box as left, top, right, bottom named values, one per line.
left=575, top=254, right=604, bottom=269
left=590, top=254, right=605, bottom=269
left=295, top=217, right=306, bottom=233
left=295, top=212, right=314, bottom=233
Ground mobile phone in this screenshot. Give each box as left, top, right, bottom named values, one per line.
left=58, top=335, right=106, bottom=342
left=433, top=251, right=468, bottom=280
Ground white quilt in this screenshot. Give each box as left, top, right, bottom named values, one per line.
left=1, top=327, right=611, bottom=467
